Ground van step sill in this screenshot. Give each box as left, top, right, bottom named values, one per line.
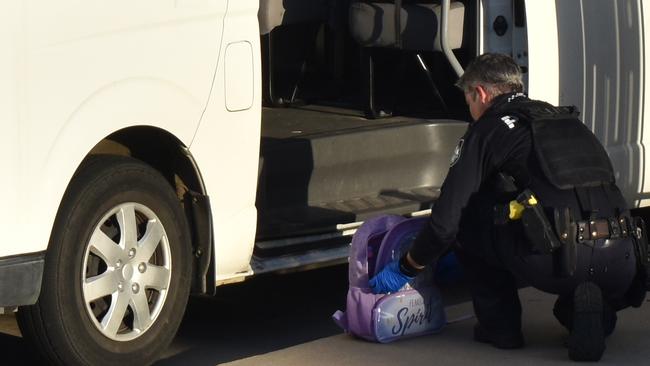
left=251, top=245, right=350, bottom=275
left=254, top=209, right=431, bottom=258
left=257, top=188, right=439, bottom=240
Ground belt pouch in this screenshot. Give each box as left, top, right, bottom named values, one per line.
left=631, top=217, right=649, bottom=273
left=554, top=207, right=577, bottom=277
left=520, top=206, right=561, bottom=254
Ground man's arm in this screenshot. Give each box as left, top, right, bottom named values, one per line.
left=409, top=117, right=526, bottom=266
left=408, top=129, right=490, bottom=265
left=368, top=127, right=494, bottom=294
left=369, top=116, right=526, bottom=294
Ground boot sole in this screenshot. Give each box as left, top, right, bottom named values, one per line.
left=568, top=282, right=605, bottom=362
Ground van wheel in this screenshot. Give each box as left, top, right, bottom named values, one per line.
left=17, top=155, right=192, bottom=366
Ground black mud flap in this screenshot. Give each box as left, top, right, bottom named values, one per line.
left=185, top=192, right=215, bottom=295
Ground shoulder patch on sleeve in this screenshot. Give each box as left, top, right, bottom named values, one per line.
left=450, top=138, right=464, bottom=167
left=500, top=115, right=518, bottom=129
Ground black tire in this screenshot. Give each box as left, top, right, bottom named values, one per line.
left=17, top=155, right=192, bottom=366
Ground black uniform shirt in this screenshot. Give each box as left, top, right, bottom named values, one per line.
left=409, top=92, right=536, bottom=265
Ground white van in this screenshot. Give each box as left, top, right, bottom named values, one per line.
left=0, top=0, right=647, bottom=364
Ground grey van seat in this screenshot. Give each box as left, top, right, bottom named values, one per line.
left=349, top=1, right=464, bottom=50
left=348, top=1, right=465, bottom=118
left=257, top=0, right=332, bottom=107
left=258, top=0, right=331, bottom=106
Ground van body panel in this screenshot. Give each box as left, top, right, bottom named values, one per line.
left=0, top=1, right=227, bottom=258
left=190, top=0, right=262, bottom=280
left=641, top=0, right=650, bottom=206
left=1, top=0, right=648, bottom=287
left=556, top=0, right=645, bottom=207
left=524, top=0, right=559, bottom=105
left=0, top=3, right=22, bottom=257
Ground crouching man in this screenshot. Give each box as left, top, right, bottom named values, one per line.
left=370, top=53, right=647, bottom=362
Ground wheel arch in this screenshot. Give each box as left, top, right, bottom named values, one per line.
left=91, top=126, right=207, bottom=197
left=39, top=126, right=215, bottom=298
left=83, top=126, right=216, bottom=295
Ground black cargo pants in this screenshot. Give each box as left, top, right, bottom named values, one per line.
left=453, top=193, right=644, bottom=336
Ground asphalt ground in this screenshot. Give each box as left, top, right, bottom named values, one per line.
left=1, top=264, right=649, bottom=365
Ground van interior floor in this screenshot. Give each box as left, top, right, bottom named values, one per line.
left=261, top=105, right=435, bottom=141
left=256, top=105, right=467, bottom=252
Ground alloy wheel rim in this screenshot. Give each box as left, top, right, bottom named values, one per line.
left=81, top=202, right=172, bottom=342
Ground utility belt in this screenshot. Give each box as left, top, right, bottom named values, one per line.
left=495, top=189, right=650, bottom=278
left=576, top=217, right=631, bottom=243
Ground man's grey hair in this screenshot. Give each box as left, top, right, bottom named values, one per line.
left=455, top=53, right=524, bottom=97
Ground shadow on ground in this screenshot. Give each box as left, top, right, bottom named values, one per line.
left=156, top=265, right=351, bottom=365
left=157, top=264, right=470, bottom=365
left=0, top=332, right=41, bottom=365
left=0, top=264, right=470, bottom=366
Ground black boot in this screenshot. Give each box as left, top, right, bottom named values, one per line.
left=554, top=295, right=617, bottom=338
left=567, top=282, right=606, bottom=362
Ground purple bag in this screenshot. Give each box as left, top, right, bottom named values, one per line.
left=333, top=215, right=446, bottom=343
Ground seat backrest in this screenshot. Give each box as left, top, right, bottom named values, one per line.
left=348, top=1, right=464, bottom=51
left=435, top=1, right=464, bottom=51
left=259, top=0, right=330, bottom=35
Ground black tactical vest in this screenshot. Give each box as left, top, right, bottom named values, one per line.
left=502, top=100, right=615, bottom=191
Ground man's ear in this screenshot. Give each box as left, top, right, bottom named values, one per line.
left=475, top=85, right=491, bottom=104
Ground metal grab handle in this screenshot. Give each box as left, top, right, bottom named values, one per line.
left=441, top=0, right=464, bottom=77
